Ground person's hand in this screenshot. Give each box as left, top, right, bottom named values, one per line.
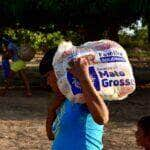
left=67, top=57, right=90, bottom=81
left=46, top=117, right=55, bottom=141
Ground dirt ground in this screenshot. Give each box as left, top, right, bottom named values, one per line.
left=0, top=86, right=150, bottom=150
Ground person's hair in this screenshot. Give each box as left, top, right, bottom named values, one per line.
left=39, top=48, right=56, bottom=75
left=138, top=116, right=150, bottom=136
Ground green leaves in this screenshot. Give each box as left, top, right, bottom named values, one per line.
left=119, top=25, right=149, bottom=48
left=3, top=28, right=64, bottom=50
left=0, top=0, right=150, bottom=41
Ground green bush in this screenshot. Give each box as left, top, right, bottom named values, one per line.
left=3, top=28, right=65, bottom=50
left=3, top=28, right=83, bottom=51
left=119, top=26, right=149, bottom=49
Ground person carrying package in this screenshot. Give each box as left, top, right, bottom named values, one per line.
left=39, top=47, right=109, bottom=150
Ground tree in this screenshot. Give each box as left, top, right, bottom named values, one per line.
left=0, top=0, right=149, bottom=42
left=142, top=0, right=150, bottom=42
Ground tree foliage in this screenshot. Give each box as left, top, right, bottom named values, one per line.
left=2, top=27, right=84, bottom=51
left=119, top=25, right=149, bottom=49
left=0, top=0, right=149, bottom=41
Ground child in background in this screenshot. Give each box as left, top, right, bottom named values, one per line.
left=0, top=36, right=32, bottom=97
left=135, top=116, right=150, bottom=150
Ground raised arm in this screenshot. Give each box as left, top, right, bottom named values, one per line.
left=68, top=57, right=109, bottom=125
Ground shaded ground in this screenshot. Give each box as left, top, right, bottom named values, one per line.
left=0, top=87, right=150, bottom=150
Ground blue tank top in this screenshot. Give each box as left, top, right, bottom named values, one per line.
left=52, top=99, right=104, bottom=150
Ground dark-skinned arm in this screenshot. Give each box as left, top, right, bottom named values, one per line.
left=46, top=92, right=65, bottom=140
left=68, top=57, right=109, bottom=125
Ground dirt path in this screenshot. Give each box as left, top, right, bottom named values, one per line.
left=104, top=87, right=150, bottom=150
left=0, top=87, right=150, bottom=150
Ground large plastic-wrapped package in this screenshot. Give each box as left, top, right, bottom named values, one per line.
left=53, top=40, right=136, bottom=103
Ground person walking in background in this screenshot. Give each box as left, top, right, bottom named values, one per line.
left=39, top=48, right=109, bottom=150
left=0, top=34, right=32, bottom=97
left=135, top=116, right=150, bottom=150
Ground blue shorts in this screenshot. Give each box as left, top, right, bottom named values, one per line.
left=2, top=59, right=11, bottom=78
